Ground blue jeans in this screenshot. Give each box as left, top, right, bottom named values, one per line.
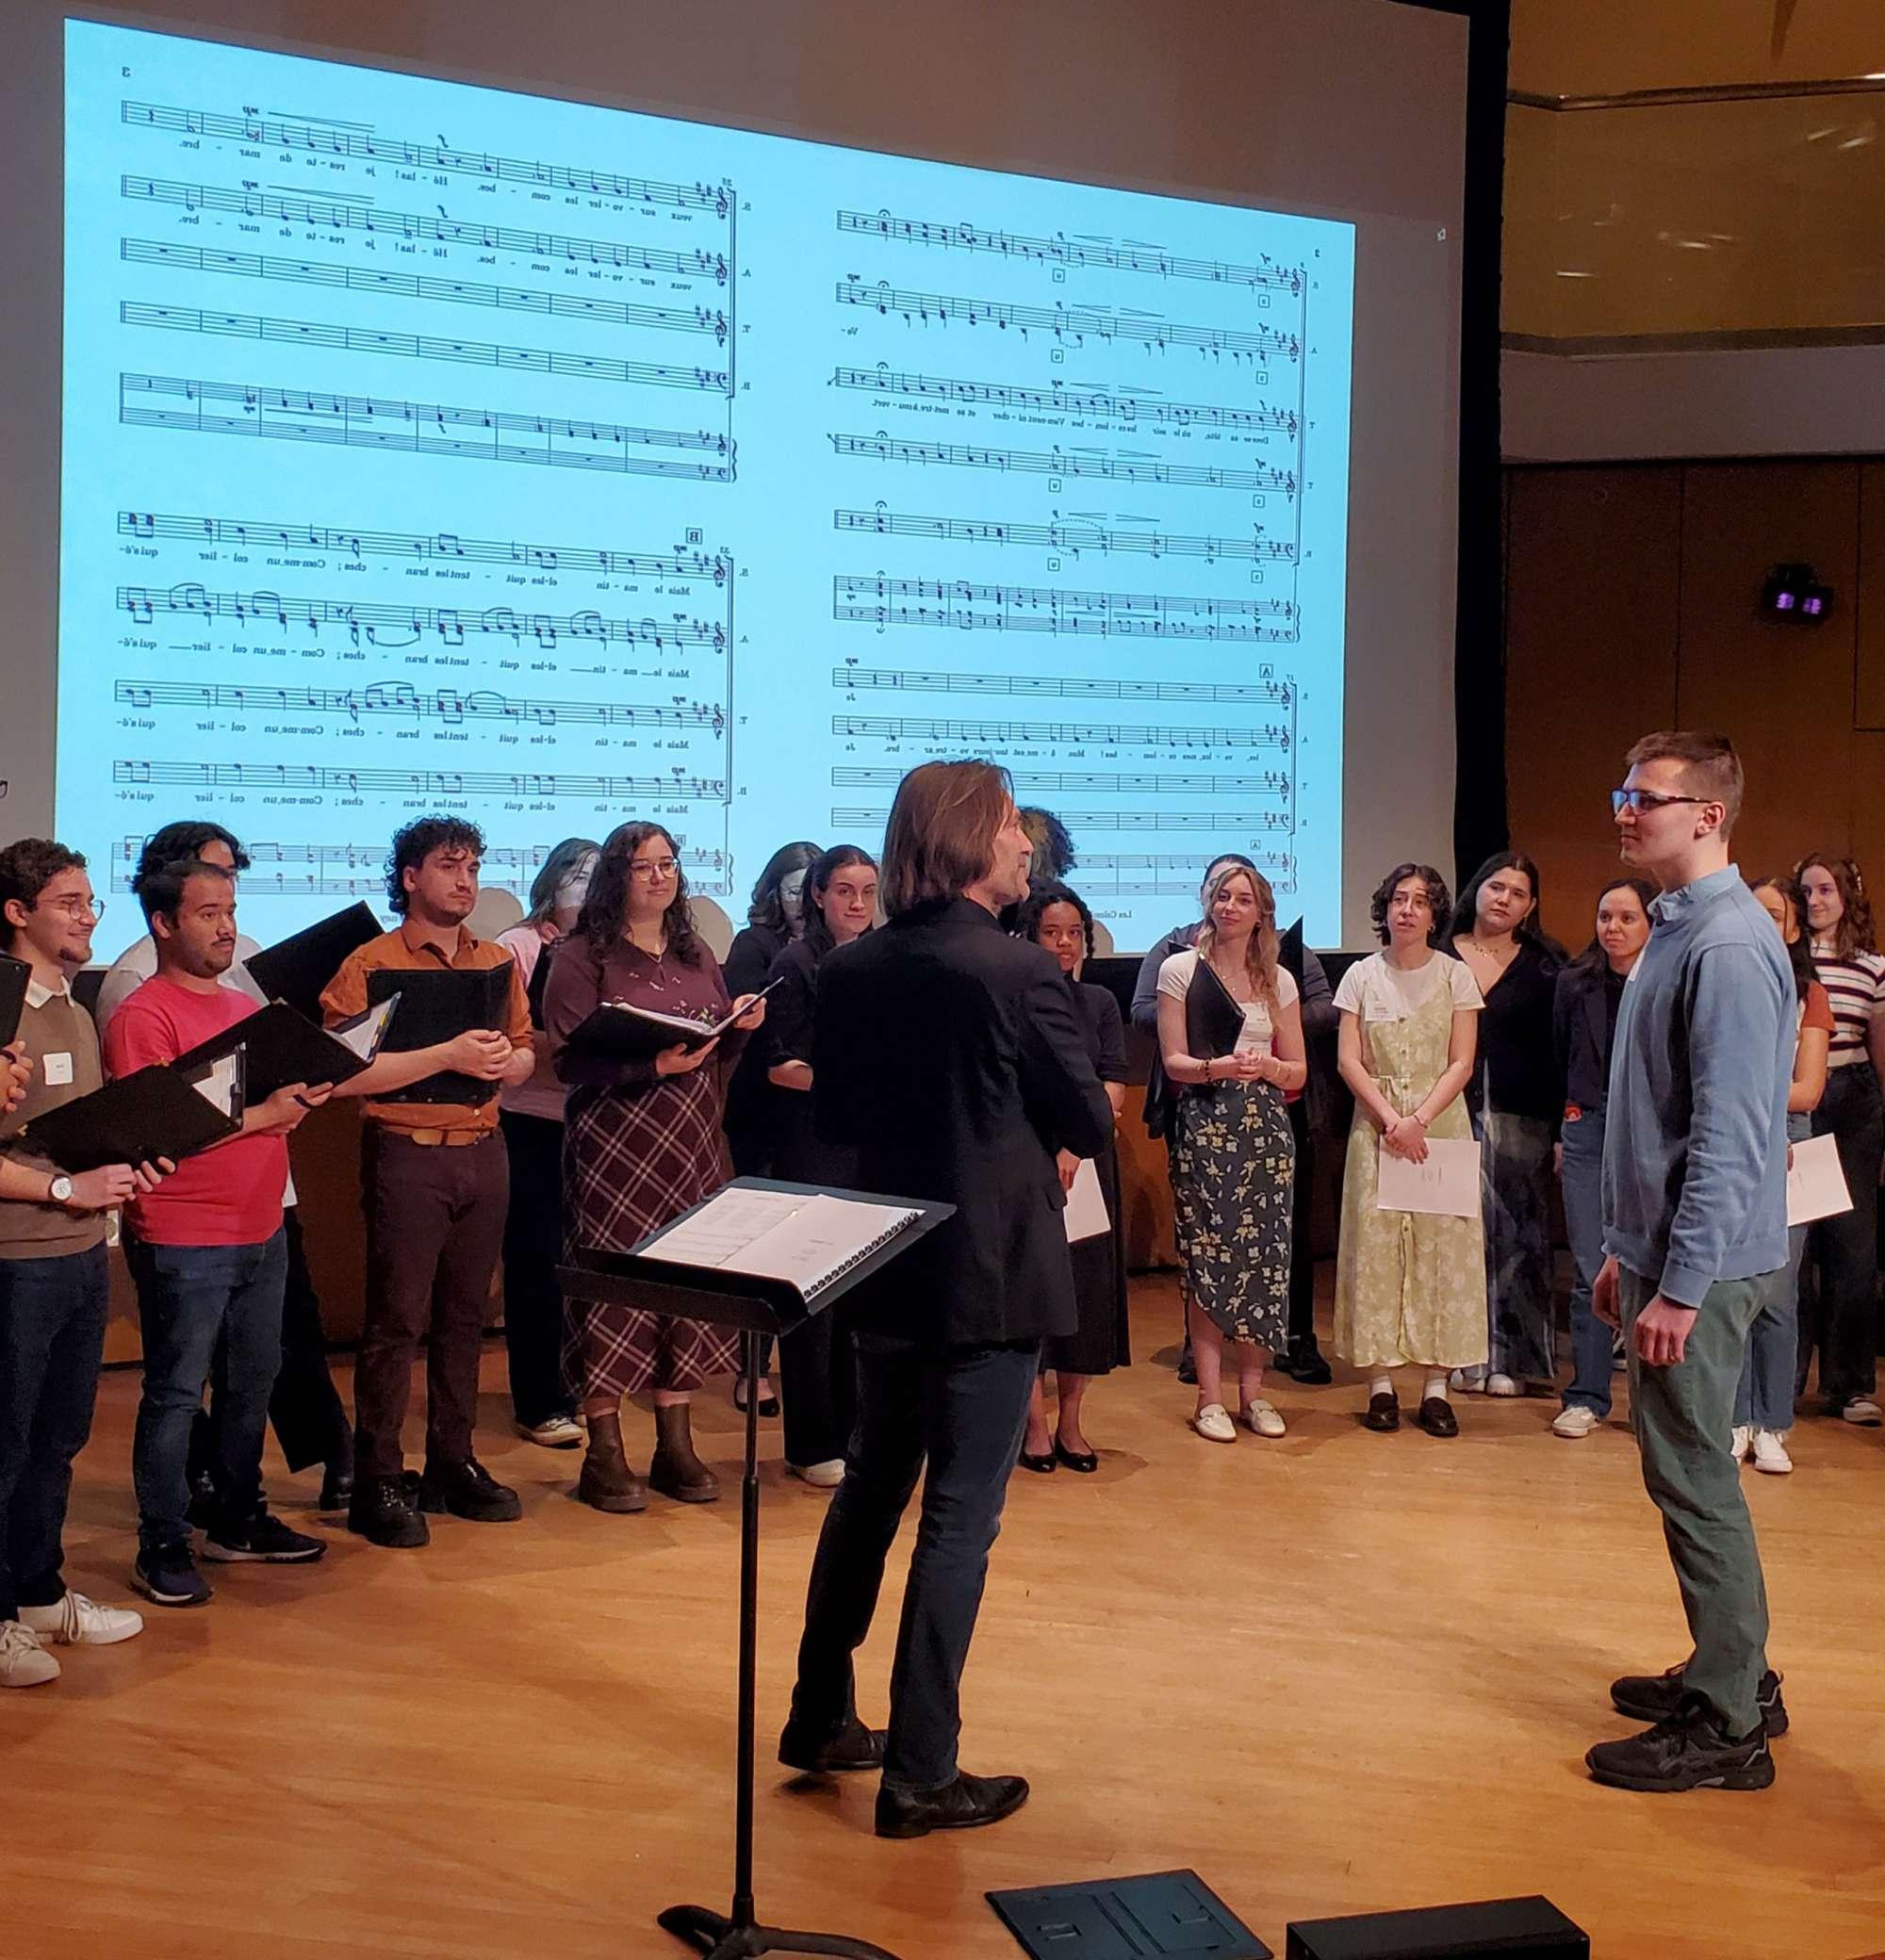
left=128, top=1232, right=287, bottom=1551
left=1559, top=1105, right=1613, bottom=1416
left=791, top=1334, right=1040, bottom=1791
left=1736, top=1112, right=1810, bottom=1431
left=0, top=1246, right=109, bottom=1621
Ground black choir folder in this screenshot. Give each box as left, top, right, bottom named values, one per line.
left=245, top=902, right=382, bottom=1022
left=1285, top=1896, right=1586, bottom=1960
left=0, top=955, right=29, bottom=1049
left=366, top=965, right=515, bottom=1103
left=170, top=997, right=397, bottom=1107
left=562, top=974, right=785, bottom=1062
left=22, top=1051, right=246, bottom=1172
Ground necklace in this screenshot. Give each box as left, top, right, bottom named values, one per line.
left=1464, top=935, right=1516, bottom=968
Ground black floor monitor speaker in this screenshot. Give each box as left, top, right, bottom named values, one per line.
left=1285, top=1896, right=1587, bottom=1960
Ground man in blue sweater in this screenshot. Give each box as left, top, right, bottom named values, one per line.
left=1587, top=731, right=1795, bottom=1792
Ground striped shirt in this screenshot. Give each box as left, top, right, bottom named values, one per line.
left=1811, top=942, right=1885, bottom=1066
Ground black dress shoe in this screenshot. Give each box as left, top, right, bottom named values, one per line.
left=875, top=1770, right=1029, bottom=1840
left=1611, top=1664, right=1788, bottom=1738
left=1417, top=1396, right=1459, bottom=1437
left=733, top=1380, right=782, bottom=1419
left=418, top=1456, right=522, bottom=1523
left=1585, top=1699, right=1774, bottom=1792
left=778, top=1716, right=886, bottom=1774
left=1362, top=1391, right=1401, bottom=1432
left=1287, top=1346, right=1334, bottom=1386
left=1054, top=1439, right=1099, bottom=1474
left=1015, top=1446, right=1057, bottom=1474
left=318, top=1464, right=354, bottom=1512
left=1176, top=1347, right=1197, bottom=1386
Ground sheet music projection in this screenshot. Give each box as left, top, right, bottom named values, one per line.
left=62, top=22, right=1353, bottom=946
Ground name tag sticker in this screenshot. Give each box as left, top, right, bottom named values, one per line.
left=41, top=1052, right=74, bottom=1086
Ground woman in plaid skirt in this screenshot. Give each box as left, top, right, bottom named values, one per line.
left=546, top=822, right=767, bottom=1511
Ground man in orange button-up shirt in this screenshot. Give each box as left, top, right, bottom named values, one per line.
left=320, top=818, right=533, bottom=1549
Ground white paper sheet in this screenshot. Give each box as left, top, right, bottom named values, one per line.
left=1374, top=1135, right=1481, bottom=1217
left=643, top=1187, right=921, bottom=1298
left=1062, top=1156, right=1110, bottom=1242
left=1786, top=1132, right=1852, bottom=1228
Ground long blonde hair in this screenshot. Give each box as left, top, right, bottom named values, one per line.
left=1195, top=862, right=1280, bottom=1015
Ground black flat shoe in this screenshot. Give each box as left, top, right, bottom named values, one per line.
left=875, top=1770, right=1029, bottom=1840
left=733, top=1381, right=781, bottom=1418
left=1287, top=1347, right=1334, bottom=1386
left=318, top=1464, right=354, bottom=1512
left=1053, top=1439, right=1099, bottom=1474
left=1417, top=1396, right=1459, bottom=1437
left=1016, top=1446, right=1057, bottom=1474
left=1362, top=1391, right=1401, bottom=1432
left=778, top=1716, right=886, bottom=1775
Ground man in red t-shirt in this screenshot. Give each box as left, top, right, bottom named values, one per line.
left=104, top=858, right=334, bottom=1609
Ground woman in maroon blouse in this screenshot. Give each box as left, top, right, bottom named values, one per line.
left=547, top=822, right=765, bottom=1512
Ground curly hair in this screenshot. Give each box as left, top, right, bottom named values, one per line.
left=580, top=822, right=702, bottom=966
left=1013, top=879, right=1095, bottom=962
left=0, top=839, right=88, bottom=948
left=1793, top=853, right=1877, bottom=958
left=385, top=816, right=484, bottom=916
left=1369, top=862, right=1451, bottom=948
left=1196, top=860, right=1281, bottom=1014
left=1017, top=808, right=1076, bottom=881
left=746, top=841, right=822, bottom=935
left=132, top=822, right=250, bottom=893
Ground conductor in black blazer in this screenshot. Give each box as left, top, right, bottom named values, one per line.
left=779, top=760, right=1114, bottom=1839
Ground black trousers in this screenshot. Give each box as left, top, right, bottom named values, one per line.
left=779, top=1308, right=858, bottom=1469
left=1287, top=1100, right=1319, bottom=1350
left=499, top=1111, right=576, bottom=1426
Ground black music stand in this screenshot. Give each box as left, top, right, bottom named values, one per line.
left=559, top=1178, right=954, bottom=1960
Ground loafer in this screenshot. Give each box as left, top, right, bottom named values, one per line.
left=1189, top=1402, right=1237, bottom=1444
left=778, top=1716, right=886, bottom=1775
left=1416, top=1396, right=1458, bottom=1437
left=1362, top=1391, right=1401, bottom=1432
left=1239, top=1399, right=1287, bottom=1438
left=875, top=1770, right=1029, bottom=1840
left=1053, top=1439, right=1099, bottom=1473
left=1611, top=1663, right=1787, bottom=1739
left=1585, top=1700, right=1774, bottom=1792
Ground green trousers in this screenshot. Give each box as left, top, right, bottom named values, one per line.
left=1621, top=1266, right=1773, bottom=1738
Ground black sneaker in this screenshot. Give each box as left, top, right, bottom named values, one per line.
left=1585, top=1698, right=1775, bottom=1792
left=347, top=1474, right=431, bottom=1548
left=1610, top=1663, right=1788, bottom=1739
left=318, top=1463, right=354, bottom=1513
left=132, top=1542, right=214, bottom=1609
left=202, top=1511, right=327, bottom=1564
left=417, top=1456, right=522, bottom=1523
left=186, top=1467, right=220, bottom=1530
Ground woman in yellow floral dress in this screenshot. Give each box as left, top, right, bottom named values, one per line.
left=1156, top=863, right=1307, bottom=1443
left=1334, top=863, right=1486, bottom=1437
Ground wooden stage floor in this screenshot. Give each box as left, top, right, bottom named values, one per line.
left=10, top=1270, right=1885, bottom=1960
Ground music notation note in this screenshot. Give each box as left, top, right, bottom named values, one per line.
left=113, top=835, right=729, bottom=880
left=829, top=713, right=1292, bottom=753
left=831, top=574, right=1296, bottom=643
left=831, top=509, right=1295, bottom=567
left=1066, top=851, right=1296, bottom=897
left=829, top=433, right=1296, bottom=498
left=117, top=510, right=730, bottom=586
left=835, top=209, right=1304, bottom=294
left=120, top=372, right=738, bottom=483
left=114, top=678, right=727, bottom=735
left=829, top=366, right=1298, bottom=436
left=833, top=765, right=1290, bottom=799
left=122, top=99, right=732, bottom=215
left=113, top=760, right=729, bottom=802
left=829, top=805, right=1294, bottom=834
left=834, top=279, right=1302, bottom=362
left=114, top=584, right=727, bottom=654
left=830, top=666, right=1296, bottom=708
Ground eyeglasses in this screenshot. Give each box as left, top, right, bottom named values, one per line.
left=34, top=895, right=102, bottom=922
left=1611, top=789, right=1712, bottom=815
left=628, top=858, right=680, bottom=880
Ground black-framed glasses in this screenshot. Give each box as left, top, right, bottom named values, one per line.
left=1611, top=789, right=1711, bottom=815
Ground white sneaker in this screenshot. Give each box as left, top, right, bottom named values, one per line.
left=18, top=1591, right=144, bottom=1646
left=1551, top=1405, right=1599, bottom=1439
left=1485, top=1373, right=1520, bottom=1397
left=1752, top=1429, right=1795, bottom=1475
left=1190, top=1402, right=1237, bottom=1444
left=0, top=1621, right=59, bottom=1687
left=516, top=1414, right=583, bottom=1449
left=1449, top=1369, right=1485, bottom=1394
left=1239, top=1399, right=1287, bottom=1438
left=1840, top=1397, right=1883, bottom=1427
left=787, top=1459, right=845, bottom=1488
left=1730, top=1425, right=1752, bottom=1462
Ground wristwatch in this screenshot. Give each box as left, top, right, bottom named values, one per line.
left=48, top=1174, right=74, bottom=1206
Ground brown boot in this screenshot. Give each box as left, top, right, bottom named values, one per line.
left=577, top=1411, right=647, bottom=1513
left=649, top=1400, right=720, bottom=1504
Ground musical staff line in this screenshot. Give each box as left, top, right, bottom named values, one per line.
left=121, top=299, right=730, bottom=396
left=832, top=508, right=1295, bottom=566
left=115, top=678, right=726, bottom=734
left=123, top=239, right=730, bottom=348
left=831, top=713, right=1291, bottom=752
left=832, top=665, right=1294, bottom=707
left=837, top=209, right=1303, bottom=293
left=110, top=835, right=728, bottom=880
left=833, top=574, right=1294, bottom=642
left=115, top=760, right=729, bottom=802
left=832, top=365, right=1296, bottom=435
left=116, top=582, right=727, bottom=653
left=836, top=279, right=1300, bottom=361
left=121, top=373, right=737, bottom=483
left=831, top=806, right=1293, bottom=833
left=1069, top=851, right=1295, bottom=898
left=831, top=433, right=1295, bottom=497
left=833, top=766, right=1288, bottom=798
left=117, top=510, right=729, bottom=584
left=120, top=110, right=730, bottom=213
